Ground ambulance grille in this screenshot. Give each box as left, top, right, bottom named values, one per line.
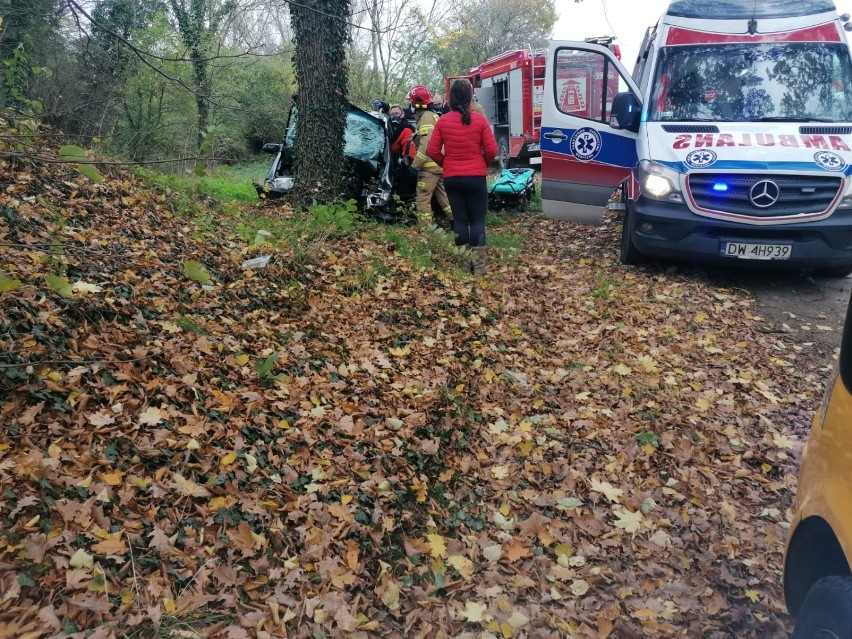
left=688, top=173, right=842, bottom=218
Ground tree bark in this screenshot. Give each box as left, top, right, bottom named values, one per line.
left=290, top=0, right=351, bottom=207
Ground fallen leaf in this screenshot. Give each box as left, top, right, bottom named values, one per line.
left=138, top=406, right=164, bottom=426
left=447, top=555, right=474, bottom=580
left=172, top=473, right=211, bottom=498
left=460, top=600, right=487, bottom=623
left=426, top=533, right=447, bottom=559
left=590, top=478, right=623, bottom=504
left=613, top=508, right=644, bottom=534
left=69, top=549, right=94, bottom=569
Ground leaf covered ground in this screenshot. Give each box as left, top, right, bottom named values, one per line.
left=0, top=138, right=827, bottom=639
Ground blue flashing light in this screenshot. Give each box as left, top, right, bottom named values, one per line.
left=712, top=182, right=729, bottom=192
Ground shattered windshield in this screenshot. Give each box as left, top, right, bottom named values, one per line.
left=649, top=43, right=852, bottom=122
left=283, top=106, right=385, bottom=161
left=344, top=109, right=385, bottom=161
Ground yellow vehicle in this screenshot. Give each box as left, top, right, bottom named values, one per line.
left=785, top=293, right=852, bottom=638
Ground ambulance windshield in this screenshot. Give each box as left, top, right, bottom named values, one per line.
left=649, top=43, right=852, bottom=123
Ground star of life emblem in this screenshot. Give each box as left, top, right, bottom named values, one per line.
left=684, top=149, right=717, bottom=169
left=814, top=151, right=846, bottom=172
left=570, top=127, right=602, bottom=162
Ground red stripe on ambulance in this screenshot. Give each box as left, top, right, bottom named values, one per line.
left=665, top=23, right=842, bottom=46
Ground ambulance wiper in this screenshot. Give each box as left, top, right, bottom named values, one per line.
left=751, top=116, right=833, bottom=122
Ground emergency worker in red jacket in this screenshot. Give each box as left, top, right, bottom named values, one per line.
left=427, top=79, right=497, bottom=274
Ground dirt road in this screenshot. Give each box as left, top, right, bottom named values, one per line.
left=697, top=267, right=851, bottom=369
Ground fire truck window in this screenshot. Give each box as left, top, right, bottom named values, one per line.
left=555, top=48, right=627, bottom=124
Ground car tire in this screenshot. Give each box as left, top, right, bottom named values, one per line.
left=498, top=135, right=512, bottom=170
left=815, top=265, right=852, bottom=278
left=620, top=199, right=645, bottom=265
left=793, top=576, right=852, bottom=639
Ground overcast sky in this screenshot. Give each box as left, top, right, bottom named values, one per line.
left=553, top=0, right=852, bottom=72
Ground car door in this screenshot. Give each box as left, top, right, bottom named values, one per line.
left=542, top=41, right=641, bottom=225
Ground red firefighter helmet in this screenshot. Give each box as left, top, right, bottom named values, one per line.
left=407, top=85, right=432, bottom=107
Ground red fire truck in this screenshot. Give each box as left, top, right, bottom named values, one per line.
left=446, top=37, right=620, bottom=169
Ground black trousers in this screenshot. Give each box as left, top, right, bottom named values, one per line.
left=444, top=176, right=487, bottom=247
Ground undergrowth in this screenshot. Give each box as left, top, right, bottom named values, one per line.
left=136, top=159, right=538, bottom=275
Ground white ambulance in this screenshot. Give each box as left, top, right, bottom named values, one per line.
left=541, top=0, right=852, bottom=275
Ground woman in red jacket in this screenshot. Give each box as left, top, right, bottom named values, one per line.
left=427, top=79, right=498, bottom=274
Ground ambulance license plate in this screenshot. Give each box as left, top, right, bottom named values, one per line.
left=721, top=242, right=792, bottom=260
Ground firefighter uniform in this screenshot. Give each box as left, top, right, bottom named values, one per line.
left=412, top=108, right=452, bottom=224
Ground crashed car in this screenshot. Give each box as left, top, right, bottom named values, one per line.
left=256, top=102, right=417, bottom=221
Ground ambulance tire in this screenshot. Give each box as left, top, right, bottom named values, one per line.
left=620, top=203, right=645, bottom=266
left=792, top=576, right=852, bottom=639
left=498, top=135, right=513, bottom=170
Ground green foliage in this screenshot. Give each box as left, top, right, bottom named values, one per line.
left=592, top=276, right=616, bottom=299
left=255, top=352, right=283, bottom=383
left=212, top=58, right=294, bottom=152
left=44, top=274, right=73, bottom=298
left=0, top=37, right=49, bottom=113
left=58, top=146, right=104, bottom=184
left=431, top=0, right=558, bottom=76
left=635, top=430, right=660, bottom=448
left=307, top=200, right=363, bottom=237
left=168, top=0, right=238, bottom=154
left=175, top=314, right=206, bottom=335
left=0, top=271, right=23, bottom=293
left=182, top=261, right=212, bottom=285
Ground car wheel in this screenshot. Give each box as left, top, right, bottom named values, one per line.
left=620, top=200, right=645, bottom=265
left=793, top=576, right=852, bottom=639
left=498, top=135, right=512, bottom=170
left=815, top=265, right=852, bottom=278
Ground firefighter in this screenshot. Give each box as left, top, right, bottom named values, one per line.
left=408, top=85, right=452, bottom=226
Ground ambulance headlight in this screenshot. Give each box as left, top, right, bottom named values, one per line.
left=638, top=160, right=683, bottom=202
left=645, top=174, right=673, bottom=198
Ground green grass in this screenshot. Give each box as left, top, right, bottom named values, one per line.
left=136, top=157, right=268, bottom=206
left=380, top=228, right=434, bottom=269
left=488, top=229, right=523, bottom=264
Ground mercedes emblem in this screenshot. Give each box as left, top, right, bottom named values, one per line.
left=749, top=180, right=781, bottom=208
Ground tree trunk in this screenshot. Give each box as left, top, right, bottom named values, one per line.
left=290, top=0, right=351, bottom=207
left=192, top=58, right=209, bottom=153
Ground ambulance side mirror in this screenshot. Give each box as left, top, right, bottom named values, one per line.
left=610, top=92, right=641, bottom=133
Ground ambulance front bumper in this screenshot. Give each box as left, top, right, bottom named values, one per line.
left=630, top=197, right=852, bottom=268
